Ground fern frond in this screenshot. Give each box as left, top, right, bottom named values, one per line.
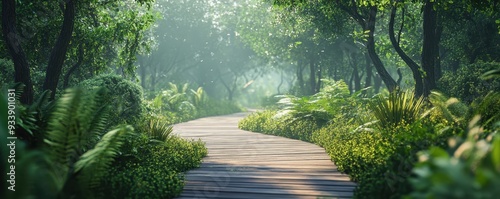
left=74, top=125, right=133, bottom=191
left=44, top=88, right=111, bottom=174
left=44, top=88, right=83, bottom=174
left=79, top=88, right=109, bottom=151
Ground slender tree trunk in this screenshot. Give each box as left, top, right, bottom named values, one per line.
left=151, top=65, right=157, bottom=92
left=364, top=53, right=372, bottom=89
left=138, top=57, right=147, bottom=89
left=309, top=56, right=316, bottom=95
left=43, top=0, right=76, bottom=99
left=421, top=0, right=438, bottom=97
left=373, top=73, right=382, bottom=93
left=316, top=64, right=322, bottom=92
left=297, top=60, right=305, bottom=94
left=277, top=70, right=284, bottom=94
left=349, top=52, right=361, bottom=92
left=63, top=43, right=84, bottom=88
left=2, top=0, right=34, bottom=104
left=434, top=26, right=443, bottom=80
left=389, top=3, right=423, bottom=96
left=366, top=6, right=398, bottom=92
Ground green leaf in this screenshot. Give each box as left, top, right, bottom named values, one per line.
left=492, top=136, right=500, bottom=170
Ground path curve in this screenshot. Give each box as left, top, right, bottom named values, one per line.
left=174, top=112, right=356, bottom=199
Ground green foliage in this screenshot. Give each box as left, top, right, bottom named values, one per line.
left=74, top=126, right=132, bottom=195
left=369, top=91, right=425, bottom=129
left=44, top=88, right=109, bottom=175
left=146, top=83, right=242, bottom=124
left=100, top=133, right=207, bottom=199
left=407, top=117, right=500, bottom=199
left=428, top=91, right=469, bottom=127
left=3, top=85, right=211, bottom=198
left=145, top=118, right=174, bottom=142
left=438, top=61, right=500, bottom=104
left=79, top=74, right=144, bottom=127
left=239, top=88, right=466, bottom=198
left=276, top=79, right=366, bottom=125
left=43, top=88, right=135, bottom=198
left=470, top=92, right=500, bottom=129
left=0, top=58, right=14, bottom=85
left=239, top=110, right=320, bottom=141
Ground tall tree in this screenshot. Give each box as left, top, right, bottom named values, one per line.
left=2, top=0, right=34, bottom=104
left=43, top=0, right=75, bottom=99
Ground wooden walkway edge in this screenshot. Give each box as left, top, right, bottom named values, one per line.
left=173, top=112, right=356, bottom=199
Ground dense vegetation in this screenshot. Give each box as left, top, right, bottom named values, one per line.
left=2, top=0, right=500, bottom=198
left=1, top=76, right=240, bottom=198
left=239, top=78, right=499, bottom=198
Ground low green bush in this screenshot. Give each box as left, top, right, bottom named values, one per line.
left=470, top=92, right=500, bottom=129
left=438, top=61, right=500, bottom=104
left=79, top=74, right=144, bottom=127
left=100, top=133, right=207, bottom=199
left=238, top=110, right=320, bottom=142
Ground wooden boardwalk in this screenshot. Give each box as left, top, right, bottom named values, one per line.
left=173, top=112, right=356, bottom=199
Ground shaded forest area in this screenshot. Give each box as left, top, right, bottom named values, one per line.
left=1, top=0, right=500, bottom=198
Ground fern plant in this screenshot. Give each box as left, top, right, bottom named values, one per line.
left=43, top=88, right=132, bottom=198
left=74, top=126, right=132, bottom=193
left=369, top=90, right=426, bottom=129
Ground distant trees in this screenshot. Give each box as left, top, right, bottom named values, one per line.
left=244, top=0, right=500, bottom=97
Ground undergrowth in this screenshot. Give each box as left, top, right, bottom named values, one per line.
left=238, top=79, right=499, bottom=199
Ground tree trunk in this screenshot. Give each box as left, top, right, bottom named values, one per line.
left=151, top=65, right=157, bottom=92
left=349, top=52, right=361, bottom=92
left=277, top=70, right=284, bottom=94
left=138, top=57, right=147, bottom=89
left=2, top=0, right=34, bottom=104
left=421, top=0, right=438, bottom=97
left=296, top=60, right=305, bottom=94
left=309, top=56, right=316, bottom=95
left=316, top=64, right=322, bottom=92
left=63, top=43, right=84, bottom=88
left=434, top=26, right=443, bottom=80
left=389, top=3, right=424, bottom=96
left=364, top=53, right=372, bottom=89
left=373, top=73, right=382, bottom=93
left=366, top=6, right=398, bottom=92
left=43, top=0, right=76, bottom=99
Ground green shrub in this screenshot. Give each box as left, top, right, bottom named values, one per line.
left=428, top=91, right=469, bottom=127
left=407, top=117, right=500, bottom=199
left=238, top=110, right=320, bottom=142
left=438, top=61, right=500, bottom=104
left=100, top=118, right=207, bottom=199
left=146, top=84, right=242, bottom=123
left=79, top=74, right=144, bottom=127
left=276, top=80, right=359, bottom=125
left=369, top=91, right=425, bottom=129
left=470, top=92, right=500, bottom=129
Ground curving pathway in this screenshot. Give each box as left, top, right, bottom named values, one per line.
left=173, top=112, right=356, bottom=199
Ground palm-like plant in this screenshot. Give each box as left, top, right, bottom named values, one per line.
left=369, top=90, right=425, bottom=129
left=146, top=118, right=173, bottom=142
left=190, top=87, right=206, bottom=108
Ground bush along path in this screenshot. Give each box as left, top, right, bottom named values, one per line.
left=173, top=112, right=356, bottom=199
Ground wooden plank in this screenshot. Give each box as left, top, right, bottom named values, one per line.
left=173, top=112, right=355, bottom=199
